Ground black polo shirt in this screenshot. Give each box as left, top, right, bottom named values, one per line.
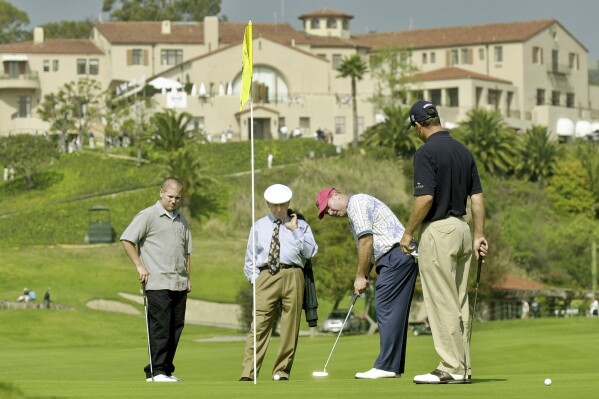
left=413, top=130, right=483, bottom=222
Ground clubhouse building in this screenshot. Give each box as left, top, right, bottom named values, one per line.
left=1, top=8, right=598, bottom=145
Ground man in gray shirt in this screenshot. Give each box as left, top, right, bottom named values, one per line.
left=121, top=177, right=192, bottom=382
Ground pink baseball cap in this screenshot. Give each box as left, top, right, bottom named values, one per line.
left=315, top=188, right=336, bottom=219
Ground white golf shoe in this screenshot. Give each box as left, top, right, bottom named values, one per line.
left=413, top=369, right=471, bottom=384
left=146, top=374, right=178, bottom=382
left=355, top=368, right=398, bottom=379
left=168, top=375, right=181, bottom=382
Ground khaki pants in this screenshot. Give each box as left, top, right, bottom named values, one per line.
left=241, top=267, right=305, bottom=379
left=419, top=217, right=472, bottom=375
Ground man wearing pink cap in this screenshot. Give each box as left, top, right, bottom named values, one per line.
left=315, top=188, right=418, bottom=379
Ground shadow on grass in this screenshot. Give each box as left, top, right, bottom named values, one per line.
left=472, top=378, right=508, bottom=383
left=0, top=171, right=63, bottom=193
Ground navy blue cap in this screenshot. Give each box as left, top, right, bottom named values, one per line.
left=408, top=100, right=438, bottom=129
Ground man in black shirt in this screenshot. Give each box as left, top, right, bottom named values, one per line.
left=400, top=100, right=488, bottom=384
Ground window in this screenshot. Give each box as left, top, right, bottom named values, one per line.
left=494, top=46, right=503, bottom=62
left=7, top=61, right=21, bottom=78
left=569, top=52, right=579, bottom=70
left=551, top=90, right=560, bottom=106
left=132, top=49, right=143, bottom=65
left=536, top=89, right=545, bottom=105
left=77, top=59, right=87, bottom=74
left=460, top=48, right=469, bottom=64
left=430, top=89, right=442, bottom=106
left=43, top=60, right=50, bottom=72
left=566, top=92, right=575, bottom=108
left=479, top=48, right=485, bottom=61
left=450, top=49, right=458, bottom=65
left=532, top=47, right=543, bottom=64
left=232, top=65, right=289, bottom=104
left=327, top=18, right=337, bottom=29
left=52, top=60, right=59, bottom=71
left=160, top=49, right=182, bottom=65
left=334, top=116, right=345, bottom=135
left=311, top=18, right=320, bottom=29
left=17, top=96, right=31, bottom=118
left=332, top=54, right=342, bottom=69
left=422, top=52, right=428, bottom=64
left=487, top=89, right=501, bottom=109
left=89, top=59, right=99, bottom=75
left=342, top=20, right=349, bottom=30
left=430, top=52, right=436, bottom=63
left=447, top=88, right=459, bottom=107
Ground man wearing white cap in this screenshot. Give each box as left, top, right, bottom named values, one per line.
left=239, top=184, right=318, bottom=381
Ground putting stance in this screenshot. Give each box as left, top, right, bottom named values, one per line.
left=400, top=100, right=487, bottom=384
left=121, top=177, right=192, bottom=383
left=239, top=184, right=318, bottom=381
left=315, top=188, right=418, bottom=379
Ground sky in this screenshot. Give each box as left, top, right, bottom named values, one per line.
left=10, top=0, right=599, bottom=61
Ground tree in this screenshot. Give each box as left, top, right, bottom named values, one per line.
left=545, top=155, right=595, bottom=218
left=0, top=135, right=59, bottom=189
left=368, top=46, right=420, bottom=111
left=0, top=0, right=29, bottom=43
left=453, top=109, right=519, bottom=176
left=361, top=106, right=419, bottom=159
left=102, top=0, right=221, bottom=21
left=515, top=125, right=564, bottom=186
left=337, top=54, right=368, bottom=149
left=38, top=20, right=93, bottom=39
left=149, top=109, right=197, bottom=153
left=38, top=79, right=103, bottom=152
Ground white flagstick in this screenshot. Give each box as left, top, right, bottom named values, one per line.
left=250, top=96, right=256, bottom=385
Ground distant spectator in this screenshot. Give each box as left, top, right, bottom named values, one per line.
left=521, top=300, right=530, bottom=319
left=267, top=153, right=273, bottom=169
left=17, top=288, right=30, bottom=303
left=591, top=297, right=598, bottom=317
left=28, top=290, right=37, bottom=301
left=44, top=288, right=51, bottom=309
left=531, top=297, right=540, bottom=318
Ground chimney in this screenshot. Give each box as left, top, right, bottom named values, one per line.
left=33, top=27, right=44, bottom=44
left=161, top=20, right=172, bottom=35
left=204, top=16, right=219, bottom=52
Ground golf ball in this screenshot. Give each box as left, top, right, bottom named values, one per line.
left=544, top=378, right=552, bottom=386
left=273, top=375, right=280, bottom=381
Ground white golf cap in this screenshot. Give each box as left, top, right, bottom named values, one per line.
left=264, top=184, right=292, bottom=204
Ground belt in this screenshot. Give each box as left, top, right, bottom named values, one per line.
left=259, top=264, right=301, bottom=272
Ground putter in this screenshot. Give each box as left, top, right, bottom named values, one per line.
left=312, top=295, right=358, bottom=377
left=469, top=255, right=483, bottom=343
left=142, top=284, right=154, bottom=382
left=465, top=255, right=483, bottom=383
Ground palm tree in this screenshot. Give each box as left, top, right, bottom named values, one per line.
left=337, top=54, right=368, bottom=149
left=515, top=125, right=564, bottom=186
left=453, top=109, right=519, bottom=176
left=149, top=109, right=196, bottom=153
left=362, top=106, right=420, bottom=159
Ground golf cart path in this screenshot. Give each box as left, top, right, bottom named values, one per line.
left=86, top=292, right=242, bottom=329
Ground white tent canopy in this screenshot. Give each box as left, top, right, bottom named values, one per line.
left=575, top=120, right=592, bottom=137
left=556, top=118, right=574, bottom=136
left=149, top=77, right=182, bottom=90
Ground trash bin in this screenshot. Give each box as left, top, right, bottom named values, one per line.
left=88, top=205, right=114, bottom=244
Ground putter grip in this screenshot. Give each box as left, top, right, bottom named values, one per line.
left=476, top=257, right=483, bottom=283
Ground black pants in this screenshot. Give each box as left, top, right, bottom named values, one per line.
left=145, top=289, right=187, bottom=378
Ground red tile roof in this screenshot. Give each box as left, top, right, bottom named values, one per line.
left=0, top=39, right=103, bottom=55
left=298, top=8, right=354, bottom=20
left=492, top=274, right=546, bottom=291
left=353, top=19, right=587, bottom=52
left=416, top=67, right=512, bottom=84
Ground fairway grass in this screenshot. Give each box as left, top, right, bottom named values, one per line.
left=1, top=310, right=597, bottom=399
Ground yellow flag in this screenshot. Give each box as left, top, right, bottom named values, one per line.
left=240, top=21, right=253, bottom=111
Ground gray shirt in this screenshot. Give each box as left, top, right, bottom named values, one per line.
left=121, top=201, right=193, bottom=291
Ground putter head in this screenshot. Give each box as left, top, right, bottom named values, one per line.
left=312, top=371, right=328, bottom=377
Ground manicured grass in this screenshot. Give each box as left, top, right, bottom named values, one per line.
left=0, top=309, right=597, bottom=398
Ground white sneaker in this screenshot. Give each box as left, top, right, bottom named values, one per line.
left=355, top=368, right=398, bottom=379
left=146, top=374, right=178, bottom=382
left=168, top=375, right=181, bottom=382
left=413, top=369, right=470, bottom=384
